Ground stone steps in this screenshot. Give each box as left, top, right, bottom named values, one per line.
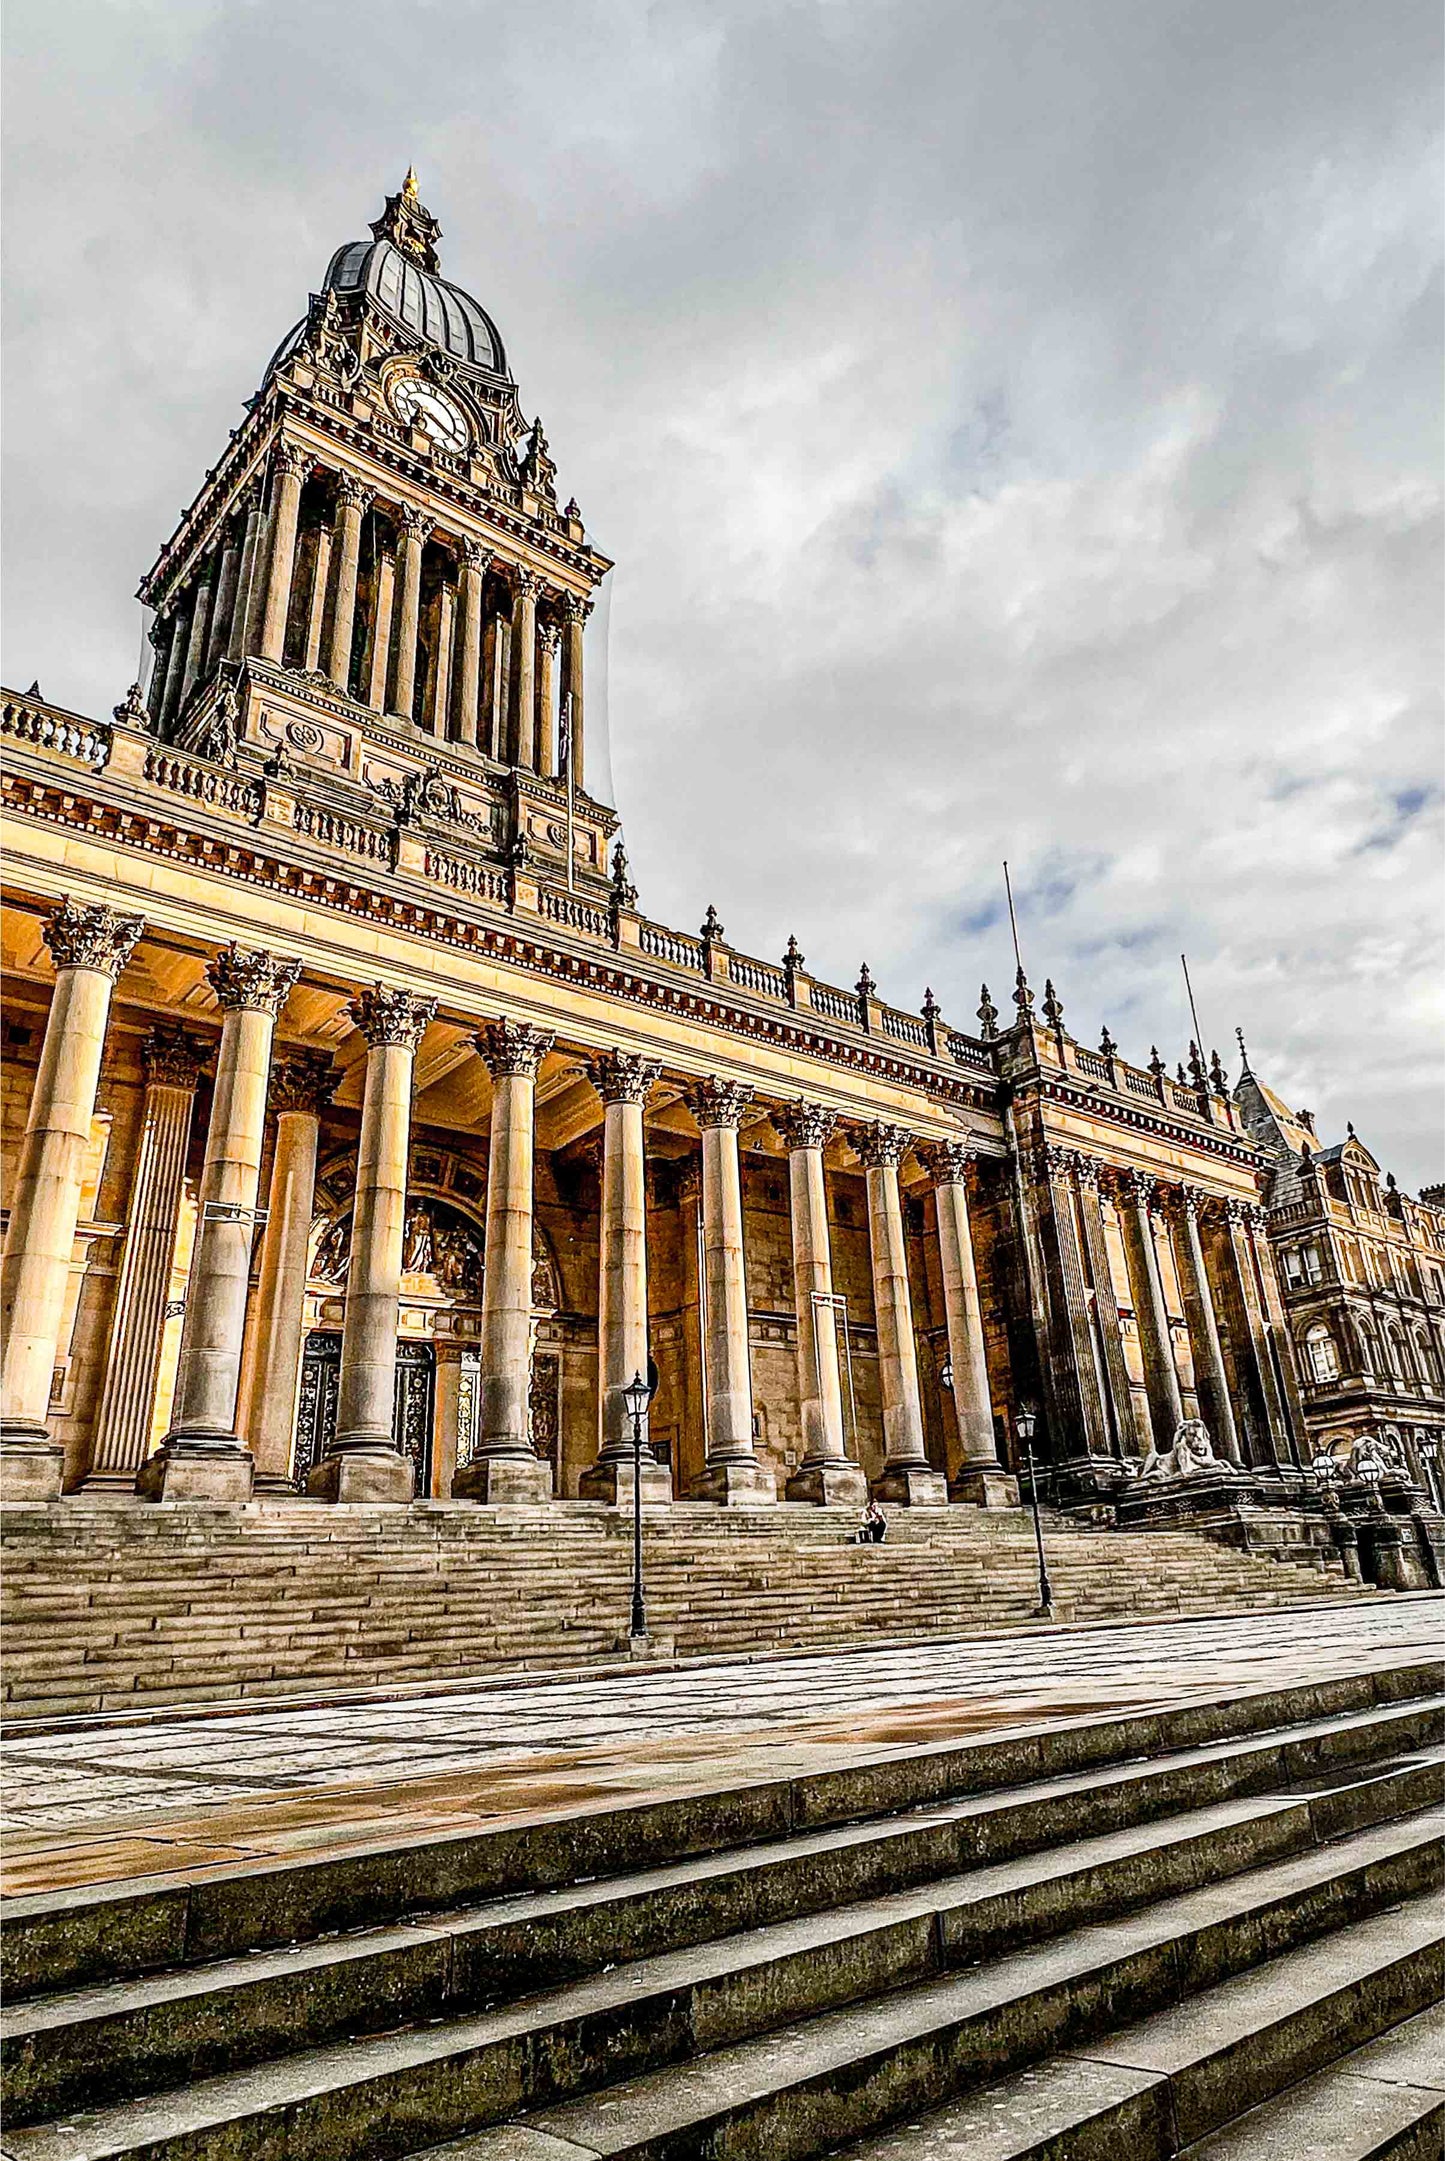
left=1, top=1666, right=1437, bottom=2160
left=0, top=1504, right=1369, bottom=1719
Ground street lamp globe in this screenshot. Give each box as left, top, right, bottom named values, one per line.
left=621, top=1371, right=651, bottom=1423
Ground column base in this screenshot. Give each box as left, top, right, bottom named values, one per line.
left=689, top=1456, right=778, bottom=1506
left=306, top=1448, right=414, bottom=1504
left=136, top=1438, right=256, bottom=1504
left=451, top=1451, right=553, bottom=1506
left=871, top=1463, right=949, bottom=1507
left=0, top=1425, right=65, bottom=1503
left=579, top=1454, right=674, bottom=1505
left=785, top=1457, right=868, bottom=1506
left=949, top=1465, right=1020, bottom=1509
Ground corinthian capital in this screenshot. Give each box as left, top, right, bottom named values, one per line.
left=335, top=475, right=375, bottom=514
left=590, top=1050, right=661, bottom=1106
left=399, top=504, right=432, bottom=543
left=512, top=568, right=543, bottom=604
left=207, top=944, right=302, bottom=1016
left=270, top=1048, right=340, bottom=1115
left=476, top=1016, right=554, bottom=1077
left=350, top=984, right=436, bottom=1050
left=42, top=900, right=144, bottom=981
left=853, top=1120, right=911, bottom=1170
left=562, top=593, right=592, bottom=628
left=142, top=1023, right=210, bottom=1091
left=773, top=1100, right=839, bottom=1153
left=274, top=443, right=310, bottom=481
left=687, top=1076, right=754, bottom=1130
left=918, top=1137, right=976, bottom=1187
left=458, top=536, right=488, bottom=571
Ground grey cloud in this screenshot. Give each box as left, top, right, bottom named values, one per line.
left=2, top=0, right=1440, bottom=1179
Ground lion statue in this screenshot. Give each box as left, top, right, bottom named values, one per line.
left=1139, top=1417, right=1226, bottom=1482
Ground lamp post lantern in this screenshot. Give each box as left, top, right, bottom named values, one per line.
left=1016, top=1402, right=1054, bottom=1619
left=621, top=1369, right=652, bottom=1642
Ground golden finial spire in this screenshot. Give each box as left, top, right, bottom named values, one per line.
left=402, top=166, right=420, bottom=204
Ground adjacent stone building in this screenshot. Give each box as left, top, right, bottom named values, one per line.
left=1235, top=1052, right=1445, bottom=1507
left=1, top=178, right=1431, bottom=1529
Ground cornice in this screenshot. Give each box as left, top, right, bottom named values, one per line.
left=1, top=769, right=998, bottom=1117
left=1013, top=1069, right=1267, bottom=1174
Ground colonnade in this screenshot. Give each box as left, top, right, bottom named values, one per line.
left=0, top=901, right=1015, bottom=1508
left=1032, top=1145, right=1298, bottom=1472
left=146, top=447, right=591, bottom=788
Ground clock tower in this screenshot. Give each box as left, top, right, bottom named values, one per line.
left=137, top=172, right=615, bottom=891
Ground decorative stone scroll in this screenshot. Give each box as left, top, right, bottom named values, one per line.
left=207, top=944, right=302, bottom=1016
left=589, top=1050, right=661, bottom=1106
left=687, top=1076, right=753, bottom=1130
left=349, top=984, right=436, bottom=1050
left=41, top=900, right=144, bottom=980
left=852, top=1120, right=911, bottom=1169
left=475, top=1017, right=554, bottom=1077
left=773, top=1100, right=839, bottom=1153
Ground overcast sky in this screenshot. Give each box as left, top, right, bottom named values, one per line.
left=3, top=1, right=1441, bottom=1184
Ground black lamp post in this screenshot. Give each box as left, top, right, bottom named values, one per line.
left=621, top=1369, right=652, bottom=1642
left=1016, top=1403, right=1055, bottom=1619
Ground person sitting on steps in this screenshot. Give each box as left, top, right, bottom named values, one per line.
left=857, top=1498, right=888, bottom=1545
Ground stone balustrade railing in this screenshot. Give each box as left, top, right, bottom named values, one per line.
left=1, top=696, right=111, bottom=770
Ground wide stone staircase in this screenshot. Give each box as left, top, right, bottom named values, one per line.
left=0, top=1499, right=1372, bottom=1721
left=2, top=1663, right=1440, bottom=2158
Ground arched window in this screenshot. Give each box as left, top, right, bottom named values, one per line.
left=1304, top=1323, right=1339, bottom=1383
left=1389, top=1328, right=1413, bottom=1383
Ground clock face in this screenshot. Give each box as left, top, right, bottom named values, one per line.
left=387, top=373, right=471, bottom=453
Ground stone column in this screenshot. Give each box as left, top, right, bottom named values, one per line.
left=429, top=576, right=456, bottom=736
left=675, top=1157, right=707, bottom=1496
left=146, top=614, right=181, bottom=734
left=365, top=548, right=396, bottom=712
left=0, top=901, right=143, bottom=1501
left=390, top=506, right=430, bottom=720
left=921, top=1139, right=1017, bottom=1506
left=239, top=1051, right=338, bottom=1488
left=1173, top=1187, right=1242, bottom=1464
left=137, top=945, right=300, bottom=1501
left=259, top=445, right=307, bottom=664
left=856, top=1122, right=948, bottom=1505
left=308, top=989, right=434, bottom=1502
left=508, top=570, right=541, bottom=770
left=206, top=526, right=244, bottom=673
left=87, top=1025, right=209, bottom=1485
left=302, top=520, right=333, bottom=673
left=1248, top=1203, right=1306, bottom=1467
left=685, top=1078, right=776, bottom=1504
left=482, top=604, right=502, bottom=757
left=454, top=1019, right=556, bottom=1504
left=774, top=1102, right=865, bottom=1505
left=228, top=482, right=267, bottom=662
left=1116, top=1170, right=1185, bottom=1445
left=1221, top=1199, right=1292, bottom=1468
left=176, top=559, right=216, bottom=713
left=580, top=1052, right=671, bottom=1503
left=562, top=594, right=589, bottom=789
left=536, top=617, right=561, bottom=777
left=325, top=477, right=372, bottom=690
left=1074, top=1154, right=1150, bottom=1459
left=454, top=540, right=486, bottom=749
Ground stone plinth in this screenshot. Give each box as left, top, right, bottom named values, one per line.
left=579, top=1454, right=674, bottom=1505
left=691, top=1458, right=778, bottom=1507
left=950, top=1466, right=1020, bottom=1509
left=785, top=1457, right=868, bottom=1506
left=452, top=1453, right=554, bottom=1506
left=872, top=1463, right=949, bottom=1507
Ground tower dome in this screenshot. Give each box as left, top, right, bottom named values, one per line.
left=265, top=172, right=508, bottom=382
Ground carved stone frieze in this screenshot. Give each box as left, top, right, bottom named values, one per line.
left=589, top=1050, right=661, bottom=1106
left=349, top=984, right=436, bottom=1050
left=42, top=899, right=144, bottom=980
left=476, top=1017, right=554, bottom=1078
left=207, top=943, right=302, bottom=1016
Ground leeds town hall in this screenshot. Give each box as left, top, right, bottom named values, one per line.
left=3, top=176, right=1443, bottom=1684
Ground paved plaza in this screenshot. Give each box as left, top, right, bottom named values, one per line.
left=2, top=1594, right=1439, bottom=1900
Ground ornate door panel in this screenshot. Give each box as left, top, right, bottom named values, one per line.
left=292, top=1331, right=435, bottom=1491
